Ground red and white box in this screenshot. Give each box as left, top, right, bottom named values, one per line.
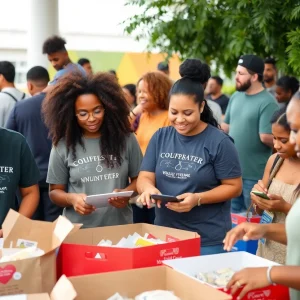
left=57, top=223, right=200, bottom=277
left=163, top=251, right=289, bottom=300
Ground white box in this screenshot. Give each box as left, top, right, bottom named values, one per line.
left=163, top=252, right=289, bottom=300
left=164, top=251, right=278, bottom=286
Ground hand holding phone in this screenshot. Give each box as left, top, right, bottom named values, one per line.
left=251, top=190, right=270, bottom=200
left=150, top=194, right=182, bottom=203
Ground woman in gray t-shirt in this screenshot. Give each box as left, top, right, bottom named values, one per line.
left=43, top=72, right=143, bottom=228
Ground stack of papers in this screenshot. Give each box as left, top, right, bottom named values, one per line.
left=85, top=191, right=134, bottom=208
left=97, top=233, right=166, bottom=248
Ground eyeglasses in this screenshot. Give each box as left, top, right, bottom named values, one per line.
left=76, top=108, right=105, bottom=121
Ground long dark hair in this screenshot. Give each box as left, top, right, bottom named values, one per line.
left=170, top=59, right=219, bottom=128
left=270, top=107, right=290, bottom=131
left=42, top=72, right=131, bottom=168
left=276, top=76, right=299, bottom=97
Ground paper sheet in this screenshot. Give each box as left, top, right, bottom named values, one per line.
left=85, top=191, right=134, bottom=208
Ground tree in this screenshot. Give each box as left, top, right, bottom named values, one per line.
left=124, top=0, right=300, bottom=76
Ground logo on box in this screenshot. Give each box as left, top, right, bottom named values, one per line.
left=160, top=248, right=179, bottom=257
left=247, top=289, right=271, bottom=299
left=0, top=265, right=16, bottom=284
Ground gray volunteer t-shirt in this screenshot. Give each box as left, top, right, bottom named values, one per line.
left=47, top=133, right=143, bottom=228
left=140, top=125, right=242, bottom=246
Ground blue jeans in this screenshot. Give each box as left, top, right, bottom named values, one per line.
left=201, top=244, right=226, bottom=255
left=231, top=179, right=256, bottom=213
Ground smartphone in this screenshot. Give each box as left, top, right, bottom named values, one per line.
left=150, top=194, right=182, bottom=203
left=251, top=190, right=270, bottom=200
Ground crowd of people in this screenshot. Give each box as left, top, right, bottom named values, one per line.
left=0, top=34, right=300, bottom=299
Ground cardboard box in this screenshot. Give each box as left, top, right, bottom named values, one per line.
left=231, top=213, right=261, bottom=254
left=69, top=266, right=231, bottom=300
left=163, top=252, right=289, bottom=300
left=0, top=210, right=75, bottom=296
left=0, top=275, right=77, bottom=300
left=57, top=223, right=200, bottom=277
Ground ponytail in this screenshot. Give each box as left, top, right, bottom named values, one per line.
left=201, top=100, right=219, bottom=128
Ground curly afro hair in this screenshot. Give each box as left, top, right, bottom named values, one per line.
left=42, top=35, right=67, bottom=55
left=42, top=72, right=132, bottom=168
left=137, top=72, right=172, bottom=110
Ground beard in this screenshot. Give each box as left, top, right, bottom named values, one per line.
left=236, top=79, right=251, bottom=92
left=263, top=75, right=274, bottom=83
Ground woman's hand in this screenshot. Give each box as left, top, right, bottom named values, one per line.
left=137, top=187, right=161, bottom=208
left=166, top=193, right=198, bottom=213
left=252, top=193, right=291, bottom=214
left=226, top=267, right=269, bottom=299
left=68, top=193, right=96, bottom=215
left=251, top=180, right=268, bottom=194
left=109, top=189, right=131, bottom=209
left=223, top=222, right=267, bottom=251
left=132, top=104, right=143, bottom=115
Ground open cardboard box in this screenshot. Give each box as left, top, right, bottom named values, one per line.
left=69, top=265, right=232, bottom=300
left=57, top=223, right=200, bottom=277
left=0, top=275, right=77, bottom=300
left=163, top=252, right=289, bottom=300
left=0, top=210, right=76, bottom=296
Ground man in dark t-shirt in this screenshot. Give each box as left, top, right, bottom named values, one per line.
left=6, top=66, right=63, bottom=221
left=0, top=128, right=40, bottom=235
left=206, top=76, right=229, bottom=115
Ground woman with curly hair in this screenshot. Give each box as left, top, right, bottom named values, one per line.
left=129, top=72, right=172, bottom=224
left=43, top=72, right=143, bottom=227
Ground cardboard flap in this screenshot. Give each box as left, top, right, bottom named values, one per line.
left=68, top=266, right=231, bottom=300
left=2, top=210, right=75, bottom=253
left=2, top=209, right=21, bottom=238
left=50, top=275, right=77, bottom=300
left=51, top=216, right=77, bottom=250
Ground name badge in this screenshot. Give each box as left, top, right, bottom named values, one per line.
left=259, top=210, right=274, bottom=244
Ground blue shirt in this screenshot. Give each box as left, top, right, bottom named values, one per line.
left=140, top=125, right=242, bottom=246
left=49, top=63, right=86, bottom=85
left=6, top=93, right=51, bottom=186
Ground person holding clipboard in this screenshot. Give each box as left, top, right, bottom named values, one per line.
left=43, top=72, right=142, bottom=228
left=137, top=59, right=242, bottom=255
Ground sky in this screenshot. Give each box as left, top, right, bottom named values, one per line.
left=0, top=0, right=140, bottom=36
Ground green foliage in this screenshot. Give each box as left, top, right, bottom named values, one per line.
left=124, top=0, right=300, bottom=76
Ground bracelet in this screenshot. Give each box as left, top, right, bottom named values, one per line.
left=131, top=110, right=137, bottom=116
left=197, top=193, right=202, bottom=206
left=267, top=266, right=276, bottom=286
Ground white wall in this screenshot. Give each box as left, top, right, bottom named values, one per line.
left=0, top=0, right=146, bottom=52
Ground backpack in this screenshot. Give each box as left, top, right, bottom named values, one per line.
left=1, top=91, right=26, bottom=102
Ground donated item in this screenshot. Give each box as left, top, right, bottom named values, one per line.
left=251, top=190, right=270, bottom=200
left=0, top=246, right=45, bottom=262
left=150, top=195, right=182, bottom=203
left=0, top=210, right=77, bottom=296
left=164, top=252, right=289, bottom=300
left=97, top=232, right=165, bottom=248
left=68, top=266, right=231, bottom=300
left=85, top=191, right=134, bottom=208
left=196, top=268, right=235, bottom=287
